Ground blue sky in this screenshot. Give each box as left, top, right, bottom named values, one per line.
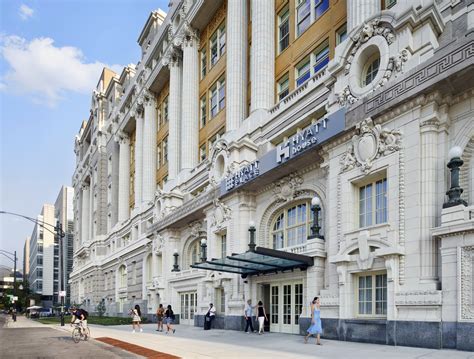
left=0, top=0, right=168, bottom=270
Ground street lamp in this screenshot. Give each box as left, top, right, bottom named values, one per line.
left=200, top=238, right=207, bottom=262
left=443, top=146, right=468, bottom=208
left=1, top=210, right=66, bottom=325
left=309, top=196, right=324, bottom=239
left=171, top=248, right=180, bottom=272
left=248, top=220, right=256, bottom=252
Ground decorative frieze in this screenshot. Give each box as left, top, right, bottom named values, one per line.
left=272, top=173, right=304, bottom=203
left=210, top=199, right=232, bottom=231
left=395, top=290, right=442, bottom=306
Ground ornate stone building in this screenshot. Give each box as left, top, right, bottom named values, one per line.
left=70, top=0, right=474, bottom=350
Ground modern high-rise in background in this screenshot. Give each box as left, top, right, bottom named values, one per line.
left=70, top=0, right=474, bottom=351
left=27, top=186, right=74, bottom=308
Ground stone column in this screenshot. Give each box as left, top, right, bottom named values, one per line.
left=134, top=111, right=144, bottom=208
left=142, top=91, right=157, bottom=203
left=118, top=134, right=131, bottom=222
left=89, top=178, right=94, bottom=240
left=181, top=32, right=199, bottom=171
left=347, top=0, right=381, bottom=32
left=81, top=184, right=90, bottom=244
left=250, top=0, right=275, bottom=113
left=226, top=0, right=247, bottom=130
left=420, top=119, right=439, bottom=283
left=166, top=51, right=183, bottom=180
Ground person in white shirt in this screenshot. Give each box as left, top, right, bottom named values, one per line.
left=204, top=303, right=216, bottom=330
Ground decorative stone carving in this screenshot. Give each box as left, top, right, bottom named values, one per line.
left=460, top=245, right=474, bottom=320
left=395, top=290, right=442, bottom=306
left=209, top=140, right=231, bottom=187
left=337, top=86, right=358, bottom=106
left=189, top=220, right=203, bottom=238
left=153, top=234, right=164, bottom=254
left=356, top=231, right=374, bottom=270
left=340, top=118, right=402, bottom=173
left=345, top=19, right=395, bottom=75
left=153, top=188, right=164, bottom=220
left=272, top=173, right=304, bottom=202
left=210, top=199, right=232, bottom=230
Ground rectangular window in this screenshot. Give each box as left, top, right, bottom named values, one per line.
left=157, top=145, right=161, bottom=168
left=296, top=0, right=311, bottom=36
left=210, top=78, right=225, bottom=118
left=357, top=273, right=387, bottom=316
left=210, top=23, right=226, bottom=67
left=200, top=95, right=207, bottom=128
left=385, top=0, right=397, bottom=9
left=296, top=58, right=311, bottom=87
left=313, top=44, right=329, bottom=74
left=336, top=23, right=348, bottom=45
left=215, top=287, right=226, bottom=314
left=359, top=177, right=387, bottom=228
left=200, top=144, right=207, bottom=162
left=200, top=47, right=207, bottom=79
left=221, top=234, right=227, bottom=259
left=163, top=97, right=169, bottom=123
left=37, top=256, right=43, bottom=265
left=163, top=137, right=168, bottom=163
left=277, top=74, right=290, bottom=101
left=314, top=0, right=329, bottom=20
left=278, top=8, right=290, bottom=53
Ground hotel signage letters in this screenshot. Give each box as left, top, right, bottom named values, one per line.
left=221, top=108, right=345, bottom=194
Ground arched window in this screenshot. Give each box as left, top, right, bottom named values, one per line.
left=145, top=254, right=153, bottom=284
left=118, top=265, right=127, bottom=288
left=188, top=240, right=201, bottom=268
left=271, top=201, right=314, bottom=249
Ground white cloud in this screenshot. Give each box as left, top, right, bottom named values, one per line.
left=19, top=4, right=34, bottom=20
left=0, top=35, right=122, bottom=107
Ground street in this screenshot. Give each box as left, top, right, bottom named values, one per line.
left=2, top=315, right=473, bottom=359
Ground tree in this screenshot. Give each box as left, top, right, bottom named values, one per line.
left=96, top=299, right=106, bottom=317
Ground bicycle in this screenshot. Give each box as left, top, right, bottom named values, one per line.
left=71, top=322, right=90, bottom=343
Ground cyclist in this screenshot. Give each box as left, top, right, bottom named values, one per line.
left=70, top=306, right=88, bottom=337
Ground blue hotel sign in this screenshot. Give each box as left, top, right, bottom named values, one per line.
left=222, top=108, right=346, bottom=194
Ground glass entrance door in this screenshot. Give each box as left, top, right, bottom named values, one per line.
left=269, top=282, right=303, bottom=334
left=180, top=291, right=197, bottom=325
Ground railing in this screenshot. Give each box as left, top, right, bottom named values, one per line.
left=279, top=242, right=308, bottom=254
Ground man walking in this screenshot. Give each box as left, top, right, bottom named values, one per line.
left=244, top=299, right=256, bottom=333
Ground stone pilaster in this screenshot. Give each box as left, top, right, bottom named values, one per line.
left=250, top=0, right=274, bottom=113
left=420, top=119, right=440, bottom=283
left=347, top=0, right=381, bottom=32
left=118, top=134, right=131, bottom=222
left=226, top=0, right=247, bottom=130
left=81, top=184, right=90, bottom=244
left=181, top=32, right=199, bottom=171
left=134, top=112, right=144, bottom=208
left=142, top=91, right=157, bottom=203
left=166, top=51, right=183, bottom=180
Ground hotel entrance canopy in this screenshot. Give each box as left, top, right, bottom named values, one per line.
left=190, top=246, right=313, bottom=278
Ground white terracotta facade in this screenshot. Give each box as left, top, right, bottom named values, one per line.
left=70, top=0, right=474, bottom=350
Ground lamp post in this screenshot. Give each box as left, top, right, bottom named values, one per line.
left=0, top=250, right=17, bottom=309
left=309, top=196, right=323, bottom=239
left=171, top=248, right=180, bottom=272
left=443, top=146, right=468, bottom=208
left=56, top=220, right=66, bottom=326
left=248, top=221, right=256, bottom=252
left=1, top=210, right=66, bottom=323
left=200, top=238, right=207, bottom=262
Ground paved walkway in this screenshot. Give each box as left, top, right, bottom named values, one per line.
left=48, top=321, right=473, bottom=359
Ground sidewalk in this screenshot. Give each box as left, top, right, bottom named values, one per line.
left=47, top=321, right=473, bottom=359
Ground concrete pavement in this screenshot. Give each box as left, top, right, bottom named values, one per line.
left=50, top=321, right=474, bottom=359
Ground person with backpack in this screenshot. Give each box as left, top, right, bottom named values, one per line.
left=156, top=304, right=165, bottom=332
left=164, top=305, right=176, bottom=334
left=204, top=303, right=216, bottom=330
left=130, top=304, right=143, bottom=333
left=70, top=306, right=88, bottom=337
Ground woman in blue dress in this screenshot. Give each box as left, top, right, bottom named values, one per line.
left=304, top=297, right=322, bottom=345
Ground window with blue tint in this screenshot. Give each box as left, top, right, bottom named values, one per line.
left=359, top=177, right=387, bottom=228
left=297, top=0, right=311, bottom=36
left=315, top=0, right=329, bottom=20
left=271, top=201, right=314, bottom=249
left=313, top=46, right=329, bottom=73
left=218, top=79, right=225, bottom=110
left=210, top=89, right=218, bottom=117
left=296, top=59, right=311, bottom=87
left=375, top=178, right=388, bottom=224
left=278, top=8, right=290, bottom=53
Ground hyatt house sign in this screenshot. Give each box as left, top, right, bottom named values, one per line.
left=221, top=108, right=346, bottom=195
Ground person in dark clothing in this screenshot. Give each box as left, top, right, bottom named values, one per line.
left=204, top=303, right=216, bottom=330
left=164, top=305, right=176, bottom=334
left=257, top=301, right=268, bottom=335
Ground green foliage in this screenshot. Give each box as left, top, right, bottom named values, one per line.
left=96, top=299, right=106, bottom=317
left=35, top=315, right=149, bottom=326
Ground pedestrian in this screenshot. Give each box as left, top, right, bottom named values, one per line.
left=156, top=304, right=164, bottom=332
left=164, top=304, right=176, bottom=334
left=130, top=304, right=143, bottom=333
left=204, top=303, right=216, bottom=330
left=257, top=301, right=268, bottom=335
left=244, top=299, right=256, bottom=333
left=304, top=297, right=322, bottom=345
